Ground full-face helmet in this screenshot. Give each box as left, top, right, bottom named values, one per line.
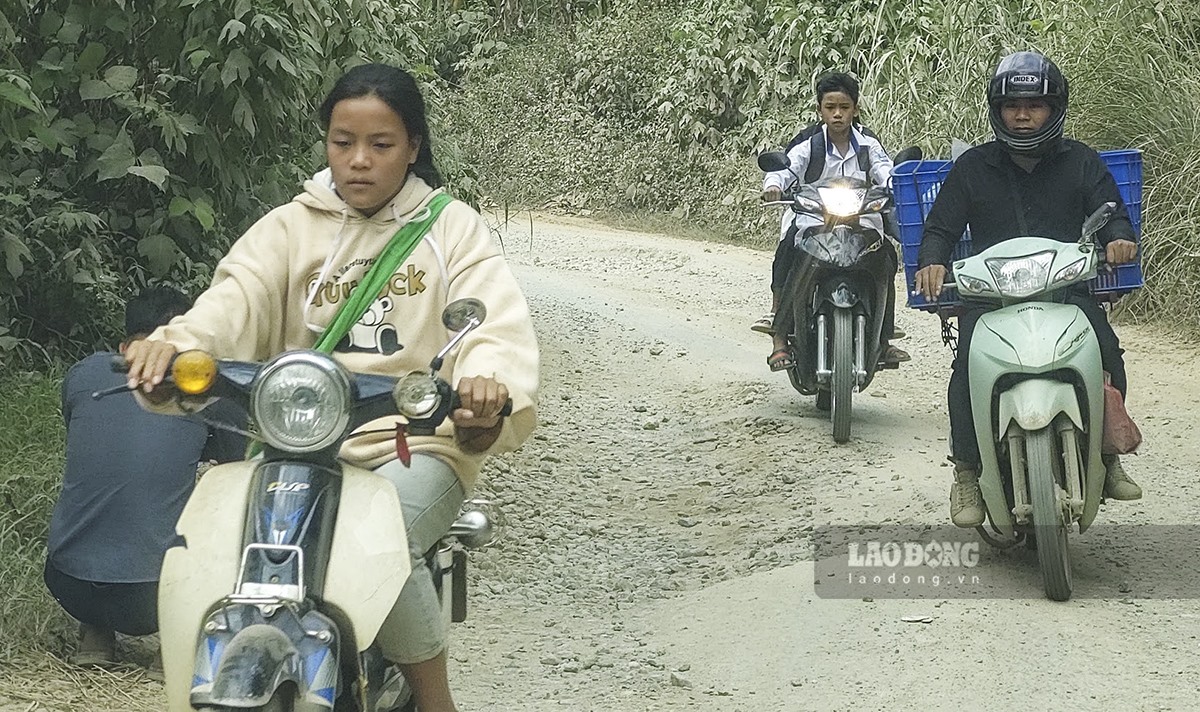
left=987, top=51, right=1068, bottom=155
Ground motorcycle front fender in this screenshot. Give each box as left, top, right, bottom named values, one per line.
left=200, top=624, right=298, bottom=708
left=997, top=379, right=1082, bottom=434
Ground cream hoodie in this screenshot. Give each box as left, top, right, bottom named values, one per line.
left=147, top=174, right=539, bottom=490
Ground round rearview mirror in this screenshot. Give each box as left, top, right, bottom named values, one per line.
left=442, top=298, right=487, bottom=331
left=393, top=372, right=441, bottom=419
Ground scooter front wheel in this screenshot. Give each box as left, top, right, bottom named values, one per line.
left=830, top=308, right=854, bottom=443
left=1026, top=426, right=1073, bottom=601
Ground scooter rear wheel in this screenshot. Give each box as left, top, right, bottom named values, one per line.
left=1026, top=426, right=1073, bottom=601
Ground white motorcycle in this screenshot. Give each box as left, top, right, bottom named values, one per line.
left=952, top=204, right=1117, bottom=601
left=102, top=299, right=506, bottom=711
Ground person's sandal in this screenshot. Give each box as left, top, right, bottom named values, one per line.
left=767, top=348, right=795, bottom=371
left=880, top=344, right=911, bottom=366
left=750, top=313, right=775, bottom=335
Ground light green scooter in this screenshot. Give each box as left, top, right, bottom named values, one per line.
left=952, top=203, right=1116, bottom=601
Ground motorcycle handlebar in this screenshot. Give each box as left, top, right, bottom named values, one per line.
left=103, top=353, right=513, bottom=416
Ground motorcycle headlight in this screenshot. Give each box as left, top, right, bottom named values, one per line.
left=818, top=186, right=865, bottom=217
left=251, top=352, right=352, bottom=453
left=985, top=251, right=1054, bottom=298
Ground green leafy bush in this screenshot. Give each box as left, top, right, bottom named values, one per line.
left=0, top=0, right=440, bottom=365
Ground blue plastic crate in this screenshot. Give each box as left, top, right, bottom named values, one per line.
left=892, top=148, right=1145, bottom=311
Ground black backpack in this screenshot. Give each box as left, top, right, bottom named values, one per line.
left=784, top=122, right=884, bottom=184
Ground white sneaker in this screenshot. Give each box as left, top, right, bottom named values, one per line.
left=950, top=468, right=985, bottom=527
left=1102, top=454, right=1142, bottom=500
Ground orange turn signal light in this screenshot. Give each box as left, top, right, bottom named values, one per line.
left=172, top=350, right=217, bottom=396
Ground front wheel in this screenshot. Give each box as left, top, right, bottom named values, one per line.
left=830, top=308, right=854, bottom=443
left=1026, top=426, right=1072, bottom=601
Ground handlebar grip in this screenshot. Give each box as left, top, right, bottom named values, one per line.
left=447, top=393, right=514, bottom=418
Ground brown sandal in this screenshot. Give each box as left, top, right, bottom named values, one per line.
left=767, top=348, right=795, bottom=371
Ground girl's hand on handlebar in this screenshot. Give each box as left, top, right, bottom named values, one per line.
left=761, top=188, right=782, bottom=203
left=1105, top=239, right=1137, bottom=265
left=122, top=339, right=178, bottom=397
left=452, top=375, right=509, bottom=430
left=914, top=264, right=948, bottom=300
left=452, top=376, right=509, bottom=454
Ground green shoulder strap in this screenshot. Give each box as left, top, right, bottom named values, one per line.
left=313, top=192, right=454, bottom=353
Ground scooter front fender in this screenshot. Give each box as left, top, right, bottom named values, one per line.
left=200, top=624, right=298, bottom=707
left=997, top=379, right=1083, bottom=434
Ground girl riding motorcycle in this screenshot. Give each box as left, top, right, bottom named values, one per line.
left=123, top=63, right=539, bottom=712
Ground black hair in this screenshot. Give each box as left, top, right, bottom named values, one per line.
left=125, top=286, right=191, bottom=338
left=318, top=63, right=443, bottom=188
left=815, top=72, right=861, bottom=105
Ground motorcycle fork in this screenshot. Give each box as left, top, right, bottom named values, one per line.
left=816, top=314, right=829, bottom=382
left=1005, top=416, right=1082, bottom=526
left=855, top=313, right=866, bottom=386
left=815, top=311, right=868, bottom=387
left=1056, top=418, right=1086, bottom=519
left=1006, top=427, right=1032, bottom=525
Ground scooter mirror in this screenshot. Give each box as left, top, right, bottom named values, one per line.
left=1081, top=201, right=1117, bottom=243
left=442, top=298, right=487, bottom=331
left=757, top=151, right=790, bottom=173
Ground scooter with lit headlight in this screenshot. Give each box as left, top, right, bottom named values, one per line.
left=98, top=298, right=508, bottom=711
left=757, top=147, right=919, bottom=443
left=949, top=203, right=1117, bottom=601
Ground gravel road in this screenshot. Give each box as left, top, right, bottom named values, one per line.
left=4, top=212, right=1196, bottom=712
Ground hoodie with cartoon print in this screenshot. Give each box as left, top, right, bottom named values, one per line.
left=146, top=172, right=539, bottom=489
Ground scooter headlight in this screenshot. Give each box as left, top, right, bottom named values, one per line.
left=251, top=352, right=352, bottom=453
left=985, top=251, right=1054, bottom=298
left=818, top=186, right=865, bottom=217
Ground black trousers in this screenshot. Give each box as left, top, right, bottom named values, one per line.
left=948, top=290, right=1127, bottom=466
left=771, top=227, right=899, bottom=339
left=43, top=559, right=159, bottom=635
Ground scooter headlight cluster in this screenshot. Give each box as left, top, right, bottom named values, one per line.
left=818, top=186, right=865, bottom=217
left=251, top=352, right=352, bottom=453
left=985, top=251, right=1054, bottom=298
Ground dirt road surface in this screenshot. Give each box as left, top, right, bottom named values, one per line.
left=3, top=213, right=1197, bottom=711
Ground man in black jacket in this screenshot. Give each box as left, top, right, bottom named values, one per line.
left=913, top=51, right=1142, bottom=527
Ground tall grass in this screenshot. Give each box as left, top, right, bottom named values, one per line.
left=0, top=368, right=73, bottom=662
left=442, top=0, right=1200, bottom=335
